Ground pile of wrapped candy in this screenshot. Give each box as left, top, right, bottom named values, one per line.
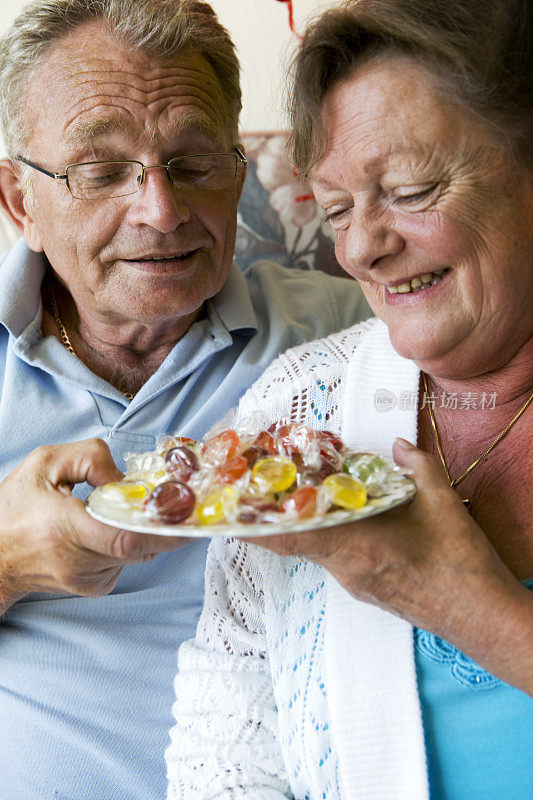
left=91, top=423, right=394, bottom=527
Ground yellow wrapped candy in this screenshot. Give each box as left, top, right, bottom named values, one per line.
left=100, top=480, right=152, bottom=505
left=322, top=474, right=367, bottom=510
left=197, top=486, right=237, bottom=525
left=251, top=457, right=297, bottom=493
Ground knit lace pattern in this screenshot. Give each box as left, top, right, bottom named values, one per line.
left=166, top=322, right=372, bottom=799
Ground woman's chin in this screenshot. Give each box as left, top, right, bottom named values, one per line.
left=386, top=322, right=466, bottom=372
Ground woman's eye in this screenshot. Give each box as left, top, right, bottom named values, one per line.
left=322, top=206, right=352, bottom=227
left=393, top=184, right=439, bottom=205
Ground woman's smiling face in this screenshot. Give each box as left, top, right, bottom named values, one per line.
left=310, top=56, right=533, bottom=379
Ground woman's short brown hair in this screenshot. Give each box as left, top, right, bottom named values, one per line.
left=289, top=0, right=533, bottom=177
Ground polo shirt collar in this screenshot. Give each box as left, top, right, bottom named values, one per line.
left=0, top=239, right=46, bottom=339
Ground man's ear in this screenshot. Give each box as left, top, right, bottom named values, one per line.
left=0, top=159, right=43, bottom=252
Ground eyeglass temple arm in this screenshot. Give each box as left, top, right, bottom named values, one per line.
left=15, top=156, right=67, bottom=180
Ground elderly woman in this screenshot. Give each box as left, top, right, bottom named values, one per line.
left=166, top=1, right=532, bottom=798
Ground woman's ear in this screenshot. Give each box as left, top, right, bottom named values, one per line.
left=0, top=159, right=43, bottom=252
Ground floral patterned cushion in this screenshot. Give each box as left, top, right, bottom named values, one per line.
left=236, top=133, right=345, bottom=277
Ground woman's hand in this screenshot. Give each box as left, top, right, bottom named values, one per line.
left=0, top=439, right=191, bottom=612
left=240, top=439, right=533, bottom=694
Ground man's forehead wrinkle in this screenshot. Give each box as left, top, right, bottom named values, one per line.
left=55, top=68, right=224, bottom=133
left=46, top=35, right=222, bottom=85
left=61, top=73, right=223, bottom=127
left=42, top=36, right=224, bottom=102
left=57, top=70, right=221, bottom=103
left=37, top=39, right=228, bottom=150
left=58, top=63, right=221, bottom=88
left=63, top=95, right=222, bottom=136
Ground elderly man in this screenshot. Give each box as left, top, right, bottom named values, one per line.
left=0, top=1, right=369, bottom=798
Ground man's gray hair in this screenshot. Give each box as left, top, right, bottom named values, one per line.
left=0, top=0, right=242, bottom=156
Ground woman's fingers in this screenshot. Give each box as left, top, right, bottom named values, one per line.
left=393, top=437, right=450, bottom=487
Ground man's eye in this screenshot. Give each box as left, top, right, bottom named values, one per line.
left=170, top=166, right=210, bottom=184
left=77, top=165, right=131, bottom=185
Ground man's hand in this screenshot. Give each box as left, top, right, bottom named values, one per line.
left=0, top=439, right=190, bottom=611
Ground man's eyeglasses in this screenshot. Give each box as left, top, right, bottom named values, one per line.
left=15, top=149, right=247, bottom=200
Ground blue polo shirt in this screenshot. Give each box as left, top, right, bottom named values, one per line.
left=0, top=239, right=369, bottom=800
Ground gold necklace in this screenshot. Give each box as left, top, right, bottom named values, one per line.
left=46, top=279, right=135, bottom=401
left=422, top=372, right=533, bottom=507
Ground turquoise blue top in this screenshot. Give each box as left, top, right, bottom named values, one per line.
left=0, top=240, right=367, bottom=800
left=415, top=579, right=533, bottom=799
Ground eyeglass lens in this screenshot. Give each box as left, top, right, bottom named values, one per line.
left=66, top=153, right=240, bottom=199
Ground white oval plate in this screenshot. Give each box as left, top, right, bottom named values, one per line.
left=86, top=475, right=416, bottom=538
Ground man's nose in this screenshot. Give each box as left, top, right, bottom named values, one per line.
left=341, top=204, right=404, bottom=274
left=126, top=166, right=190, bottom=232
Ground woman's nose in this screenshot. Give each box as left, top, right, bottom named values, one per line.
left=339, top=205, right=404, bottom=274
left=126, top=166, right=191, bottom=232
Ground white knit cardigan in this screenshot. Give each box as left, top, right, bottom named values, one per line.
left=166, top=318, right=429, bottom=800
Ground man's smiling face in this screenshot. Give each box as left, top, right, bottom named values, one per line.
left=20, top=20, right=245, bottom=332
